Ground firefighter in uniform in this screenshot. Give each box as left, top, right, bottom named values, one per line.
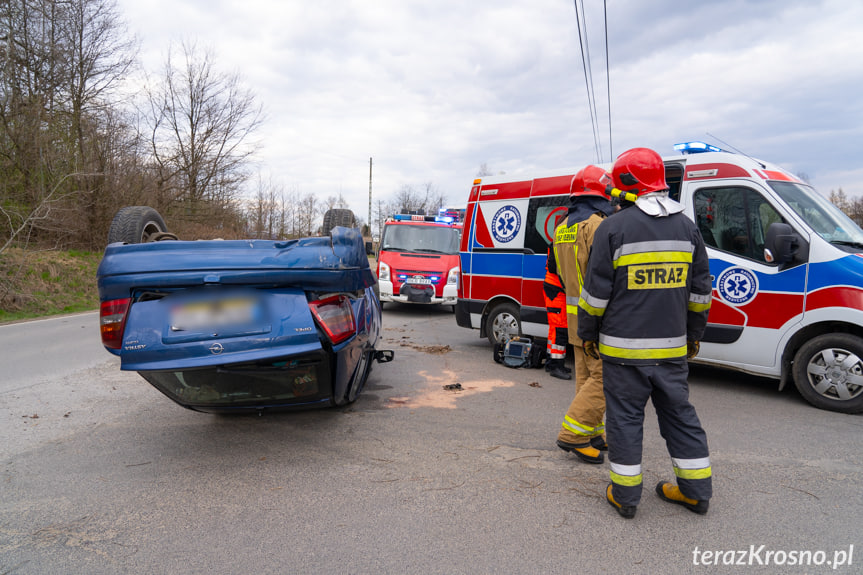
left=553, top=166, right=615, bottom=464
left=577, top=148, right=713, bottom=518
left=543, top=249, right=571, bottom=380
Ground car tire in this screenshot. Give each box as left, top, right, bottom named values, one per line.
left=107, top=206, right=169, bottom=244
left=322, top=208, right=356, bottom=235
left=792, top=333, right=863, bottom=413
left=340, top=349, right=373, bottom=405
left=485, top=301, right=521, bottom=346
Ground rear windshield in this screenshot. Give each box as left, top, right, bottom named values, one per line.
left=381, top=224, right=460, bottom=254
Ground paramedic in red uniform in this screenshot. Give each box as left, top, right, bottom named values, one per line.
left=543, top=246, right=571, bottom=380
left=553, top=166, right=615, bottom=464
left=577, top=147, right=713, bottom=518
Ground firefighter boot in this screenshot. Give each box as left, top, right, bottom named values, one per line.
left=590, top=435, right=608, bottom=451
left=606, top=484, right=636, bottom=519
left=545, top=359, right=571, bottom=380
left=544, top=358, right=571, bottom=373
left=655, top=481, right=709, bottom=515
left=556, top=439, right=604, bottom=464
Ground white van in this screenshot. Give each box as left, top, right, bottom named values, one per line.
left=456, top=142, right=863, bottom=413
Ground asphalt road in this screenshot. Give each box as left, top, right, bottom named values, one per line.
left=1, top=306, right=862, bottom=574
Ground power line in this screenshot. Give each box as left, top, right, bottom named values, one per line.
left=573, top=0, right=602, bottom=164
left=603, top=0, right=612, bottom=161
left=573, top=0, right=613, bottom=164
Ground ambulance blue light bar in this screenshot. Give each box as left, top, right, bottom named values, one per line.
left=392, top=214, right=454, bottom=224
left=674, top=141, right=722, bottom=154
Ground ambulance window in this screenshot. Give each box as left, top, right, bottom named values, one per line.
left=769, top=180, right=863, bottom=245
left=664, top=164, right=683, bottom=202
left=693, top=187, right=785, bottom=263
left=525, top=197, right=570, bottom=254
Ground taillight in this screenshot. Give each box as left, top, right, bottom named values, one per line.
left=309, top=294, right=355, bottom=345
left=100, top=298, right=131, bottom=349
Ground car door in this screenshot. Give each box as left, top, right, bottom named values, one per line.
left=690, top=181, right=808, bottom=368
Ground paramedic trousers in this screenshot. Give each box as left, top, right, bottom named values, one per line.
left=544, top=291, right=568, bottom=361
left=557, top=346, right=605, bottom=444
left=603, top=361, right=712, bottom=507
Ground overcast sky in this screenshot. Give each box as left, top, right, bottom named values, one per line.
left=116, top=0, right=863, bottom=222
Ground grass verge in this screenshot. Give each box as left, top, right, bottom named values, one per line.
left=0, top=248, right=102, bottom=323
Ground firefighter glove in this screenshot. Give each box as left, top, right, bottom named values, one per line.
left=583, top=340, right=600, bottom=360
left=687, top=340, right=700, bottom=359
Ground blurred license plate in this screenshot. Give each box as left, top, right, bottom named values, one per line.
left=407, top=277, right=432, bottom=285
left=170, top=295, right=262, bottom=332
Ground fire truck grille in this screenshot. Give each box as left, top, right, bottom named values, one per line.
left=394, top=270, right=442, bottom=286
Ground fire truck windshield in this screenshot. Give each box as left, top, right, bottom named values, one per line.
left=769, top=181, right=863, bottom=246
left=381, top=223, right=460, bottom=254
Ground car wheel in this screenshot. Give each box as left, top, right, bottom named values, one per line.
left=485, top=301, right=521, bottom=346
left=322, top=208, right=356, bottom=235
left=107, top=206, right=169, bottom=244
left=342, top=349, right=373, bottom=405
left=792, top=333, right=863, bottom=413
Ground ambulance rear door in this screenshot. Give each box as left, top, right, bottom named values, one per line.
left=520, top=176, right=572, bottom=336
left=684, top=173, right=809, bottom=372
left=465, top=179, right=532, bottom=325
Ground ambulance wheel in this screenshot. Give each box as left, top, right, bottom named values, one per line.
left=792, top=333, right=863, bottom=414
left=485, top=302, right=521, bottom=346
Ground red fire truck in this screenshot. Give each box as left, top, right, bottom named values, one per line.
left=376, top=213, right=462, bottom=309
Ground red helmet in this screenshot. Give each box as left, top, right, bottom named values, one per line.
left=570, top=165, right=612, bottom=199
left=611, top=147, right=668, bottom=196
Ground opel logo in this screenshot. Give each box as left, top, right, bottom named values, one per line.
left=209, top=342, right=224, bottom=354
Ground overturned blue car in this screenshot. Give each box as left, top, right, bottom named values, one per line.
left=97, top=207, right=393, bottom=414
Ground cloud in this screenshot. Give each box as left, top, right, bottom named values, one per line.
left=117, top=0, right=863, bottom=222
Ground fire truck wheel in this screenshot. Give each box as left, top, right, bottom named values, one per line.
left=485, top=301, right=521, bottom=346
left=792, top=333, right=863, bottom=414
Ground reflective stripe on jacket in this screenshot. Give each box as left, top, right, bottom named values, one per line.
left=576, top=206, right=712, bottom=364
left=553, top=212, right=605, bottom=345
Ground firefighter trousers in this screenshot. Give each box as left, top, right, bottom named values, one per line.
left=557, top=346, right=605, bottom=444
left=603, top=361, right=712, bottom=507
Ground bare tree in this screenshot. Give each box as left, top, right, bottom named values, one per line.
left=830, top=188, right=849, bottom=214
left=247, top=174, right=284, bottom=239
left=296, top=192, right=319, bottom=236
left=392, top=182, right=446, bottom=215
left=372, top=197, right=390, bottom=241
left=62, top=0, right=136, bottom=158
left=0, top=0, right=141, bottom=249
left=61, top=0, right=138, bottom=245
left=146, top=40, right=262, bottom=219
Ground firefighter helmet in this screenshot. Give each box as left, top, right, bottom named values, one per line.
left=612, top=148, right=668, bottom=196
left=570, top=165, right=612, bottom=199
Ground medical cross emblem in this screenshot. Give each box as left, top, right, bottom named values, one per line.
left=491, top=205, right=521, bottom=243
left=717, top=267, right=758, bottom=305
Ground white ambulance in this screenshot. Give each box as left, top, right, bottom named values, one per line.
left=456, top=142, right=863, bottom=413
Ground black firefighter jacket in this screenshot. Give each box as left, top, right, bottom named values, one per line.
left=576, top=204, right=712, bottom=365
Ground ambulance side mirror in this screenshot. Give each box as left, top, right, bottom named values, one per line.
left=764, top=222, right=798, bottom=265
